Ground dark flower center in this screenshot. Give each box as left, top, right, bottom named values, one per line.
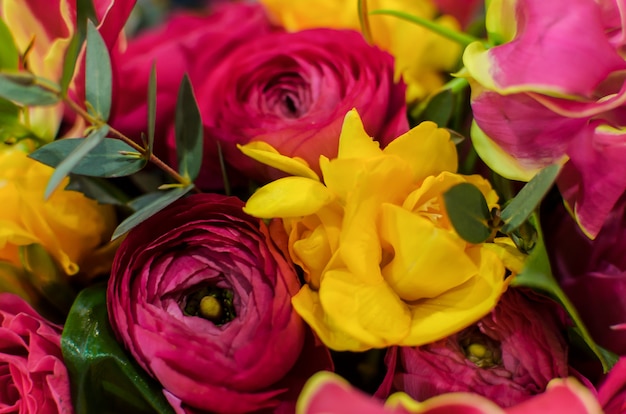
left=183, top=286, right=236, bottom=325
left=458, top=328, right=502, bottom=368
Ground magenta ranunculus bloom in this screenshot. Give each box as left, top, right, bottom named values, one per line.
left=463, top=0, right=626, bottom=238
left=544, top=196, right=626, bottom=355
left=375, top=288, right=578, bottom=407
left=109, top=2, right=276, bottom=161
left=0, top=293, right=72, bottom=414
left=107, top=193, right=333, bottom=414
left=598, top=358, right=626, bottom=413
left=192, top=27, right=408, bottom=185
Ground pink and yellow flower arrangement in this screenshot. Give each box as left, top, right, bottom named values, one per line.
left=2, top=0, right=626, bottom=413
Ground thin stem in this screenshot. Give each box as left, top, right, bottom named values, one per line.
left=62, top=96, right=200, bottom=193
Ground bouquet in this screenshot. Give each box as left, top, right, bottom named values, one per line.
left=1, top=0, right=626, bottom=412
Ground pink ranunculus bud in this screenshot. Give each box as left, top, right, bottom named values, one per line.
left=0, top=293, right=72, bottom=413
left=192, top=27, right=408, bottom=187
left=376, top=288, right=578, bottom=407
left=107, top=193, right=333, bottom=414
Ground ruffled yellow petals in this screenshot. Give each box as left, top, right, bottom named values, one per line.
left=238, top=141, right=320, bottom=180
left=243, top=176, right=334, bottom=218
left=337, top=109, right=382, bottom=159
left=383, top=121, right=458, bottom=180
left=379, top=204, right=476, bottom=301
left=404, top=246, right=506, bottom=345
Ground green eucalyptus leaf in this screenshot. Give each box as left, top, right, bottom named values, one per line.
left=412, top=89, right=454, bottom=127
left=443, top=182, right=492, bottom=244
left=30, top=137, right=147, bottom=178
left=43, top=126, right=109, bottom=199
left=77, top=0, right=98, bottom=42
left=174, top=75, right=203, bottom=182
left=61, top=285, right=176, bottom=414
left=512, top=214, right=614, bottom=372
left=86, top=20, right=112, bottom=120
left=0, top=72, right=60, bottom=106
left=126, top=192, right=167, bottom=212
left=112, top=185, right=194, bottom=240
left=500, top=164, right=561, bottom=234
left=66, top=174, right=131, bottom=205
left=147, top=62, right=157, bottom=156
left=61, top=33, right=81, bottom=95
left=0, top=19, right=19, bottom=70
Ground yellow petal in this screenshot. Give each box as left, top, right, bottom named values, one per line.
left=379, top=204, right=477, bottom=301
left=243, top=176, right=334, bottom=218
left=337, top=109, right=382, bottom=159
left=238, top=141, right=320, bottom=180
left=402, top=246, right=506, bottom=346
left=383, top=121, right=458, bottom=180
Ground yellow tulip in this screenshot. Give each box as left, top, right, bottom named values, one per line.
left=259, top=0, right=462, bottom=103
left=242, top=109, right=522, bottom=351
left=0, top=147, right=116, bottom=285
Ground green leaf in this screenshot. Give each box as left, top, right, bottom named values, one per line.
left=60, top=33, right=81, bottom=95
left=147, top=62, right=157, bottom=156
left=61, top=285, right=176, bottom=414
left=126, top=192, right=167, bottom=212
left=66, top=174, right=131, bottom=205
left=443, top=182, right=492, bottom=244
left=174, top=75, right=203, bottom=182
left=44, top=126, right=109, bottom=199
left=0, top=72, right=60, bottom=106
left=412, top=88, right=454, bottom=127
left=0, top=19, right=19, bottom=70
left=86, top=20, right=112, bottom=120
left=512, top=214, right=615, bottom=372
left=112, top=185, right=194, bottom=240
left=77, top=0, right=98, bottom=43
left=500, top=164, right=561, bottom=234
left=30, top=137, right=147, bottom=178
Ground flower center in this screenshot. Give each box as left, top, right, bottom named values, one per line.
left=183, top=286, right=236, bottom=325
left=459, top=329, right=502, bottom=368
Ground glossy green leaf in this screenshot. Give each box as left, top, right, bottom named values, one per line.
left=500, top=164, right=561, bottom=233
left=30, top=137, right=147, bottom=178
left=61, top=285, right=175, bottom=414
left=86, top=20, right=112, bottom=120
left=512, top=214, right=614, bottom=372
left=112, top=185, right=194, bottom=240
left=66, top=174, right=131, bottom=205
left=174, top=75, right=203, bottom=181
left=147, top=62, right=157, bottom=156
left=44, top=126, right=109, bottom=199
left=412, top=88, right=454, bottom=127
left=443, top=182, right=492, bottom=244
left=0, top=72, right=60, bottom=105
left=0, top=19, right=19, bottom=70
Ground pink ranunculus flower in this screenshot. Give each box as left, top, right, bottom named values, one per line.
left=109, top=2, right=275, bottom=170
left=107, top=193, right=333, bottom=414
left=544, top=195, right=626, bottom=355
left=297, top=371, right=602, bottom=414
left=0, top=293, right=72, bottom=413
left=376, top=288, right=578, bottom=407
left=462, top=0, right=626, bottom=238
left=193, top=27, right=408, bottom=186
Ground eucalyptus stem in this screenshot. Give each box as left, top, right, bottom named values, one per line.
left=61, top=95, right=200, bottom=193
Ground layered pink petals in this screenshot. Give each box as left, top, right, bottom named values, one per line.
left=598, top=358, right=626, bottom=413
left=107, top=194, right=332, bottom=413
left=0, top=293, right=72, bottom=414
left=376, top=288, right=572, bottom=407
left=195, top=28, right=408, bottom=186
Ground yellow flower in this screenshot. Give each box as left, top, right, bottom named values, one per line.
left=242, top=109, right=519, bottom=351
left=259, top=0, right=462, bottom=103
left=0, top=147, right=116, bottom=282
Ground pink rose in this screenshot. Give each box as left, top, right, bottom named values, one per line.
left=0, top=293, right=72, bottom=414
left=598, top=358, right=626, bottom=413
left=107, top=193, right=333, bottom=413
left=109, top=2, right=275, bottom=155
left=544, top=196, right=626, bottom=355
left=191, top=27, right=408, bottom=186
left=376, top=288, right=577, bottom=407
